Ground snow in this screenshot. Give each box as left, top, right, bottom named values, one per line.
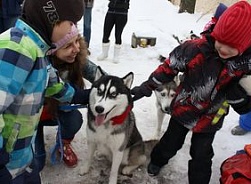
left=40, top=0, right=251, bottom=183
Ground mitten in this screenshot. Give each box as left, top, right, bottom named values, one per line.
left=131, top=78, right=158, bottom=101
left=227, top=83, right=251, bottom=114
left=71, top=88, right=91, bottom=105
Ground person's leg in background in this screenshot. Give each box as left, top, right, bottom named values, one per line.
left=97, top=12, right=115, bottom=61
left=113, top=13, right=128, bottom=63
left=83, top=6, right=93, bottom=49
left=231, top=111, right=251, bottom=135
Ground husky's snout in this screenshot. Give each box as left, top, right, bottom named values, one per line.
left=162, top=106, right=171, bottom=114
left=95, top=105, right=104, bottom=114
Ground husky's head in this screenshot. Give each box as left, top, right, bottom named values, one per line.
left=89, top=67, right=134, bottom=126
left=154, top=80, right=177, bottom=114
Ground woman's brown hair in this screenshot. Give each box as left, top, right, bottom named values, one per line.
left=45, top=36, right=88, bottom=118
left=51, top=35, right=88, bottom=89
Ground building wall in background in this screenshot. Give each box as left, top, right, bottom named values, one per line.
left=170, top=0, right=251, bottom=14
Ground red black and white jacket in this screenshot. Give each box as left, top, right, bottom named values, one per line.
left=150, top=35, right=251, bottom=133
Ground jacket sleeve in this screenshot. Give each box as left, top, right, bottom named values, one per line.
left=150, top=41, right=192, bottom=84
left=71, top=88, right=90, bottom=105
left=239, top=75, right=251, bottom=95
left=45, top=64, right=75, bottom=103
left=227, top=82, right=251, bottom=114
left=82, top=59, right=107, bottom=83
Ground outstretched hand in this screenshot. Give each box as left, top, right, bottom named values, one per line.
left=131, top=80, right=154, bottom=101
left=131, top=86, right=145, bottom=101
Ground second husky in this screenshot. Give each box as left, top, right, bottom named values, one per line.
left=79, top=67, right=146, bottom=184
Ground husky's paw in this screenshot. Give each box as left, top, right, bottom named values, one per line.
left=94, top=150, right=106, bottom=161
left=79, top=165, right=90, bottom=176
left=121, top=166, right=134, bottom=176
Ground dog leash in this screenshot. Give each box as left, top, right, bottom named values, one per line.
left=50, top=118, right=63, bottom=165
left=59, top=104, right=88, bottom=111
left=50, top=104, right=88, bottom=165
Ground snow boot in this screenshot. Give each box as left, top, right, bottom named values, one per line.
left=97, top=42, right=110, bottom=61
left=147, top=162, right=161, bottom=176
left=231, top=125, right=248, bottom=135
left=59, top=139, right=78, bottom=168
left=113, top=44, right=121, bottom=63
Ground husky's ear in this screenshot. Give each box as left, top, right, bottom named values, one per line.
left=123, top=72, right=134, bottom=89
left=94, top=66, right=105, bottom=81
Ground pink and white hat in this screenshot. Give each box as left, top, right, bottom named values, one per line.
left=47, top=23, right=79, bottom=55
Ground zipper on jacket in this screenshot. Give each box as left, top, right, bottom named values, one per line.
left=6, top=123, right=21, bottom=153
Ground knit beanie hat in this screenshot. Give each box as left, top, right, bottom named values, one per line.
left=211, top=1, right=251, bottom=54
left=22, top=0, right=84, bottom=45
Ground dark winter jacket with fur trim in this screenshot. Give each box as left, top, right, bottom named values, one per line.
left=108, top=0, right=130, bottom=13
left=150, top=36, right=251, bottom=132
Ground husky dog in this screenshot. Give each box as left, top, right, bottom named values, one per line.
left=154, top=79, right=178, bottom=138
left=79, top=67, right=146, bottom=184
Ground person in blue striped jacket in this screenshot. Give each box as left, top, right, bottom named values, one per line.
left=0, top=0, right=84, bottom=183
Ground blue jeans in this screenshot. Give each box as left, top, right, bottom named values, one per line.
left=83, top=7, right=93, bottom=47
left=0, top=16, right=18, bottom=33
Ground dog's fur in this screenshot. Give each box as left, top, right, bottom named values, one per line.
left=79, top=67, right=146, bottom=184
left=154, top=81, right=177, bottom=138
left=154, top=73, right=181, bottom=139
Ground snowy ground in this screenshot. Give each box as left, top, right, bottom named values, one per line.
left=40, top=0, right=251, bottom=183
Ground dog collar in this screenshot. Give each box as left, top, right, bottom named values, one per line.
left=111, top=105, right=132, bottom=125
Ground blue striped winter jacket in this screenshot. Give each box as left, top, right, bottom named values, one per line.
left=0, top=19, right=74, bottom=178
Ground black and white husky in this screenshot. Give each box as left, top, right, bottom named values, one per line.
left=154, top=79, right=179, bottom=139
left=79, top=67, right=146, bottom=184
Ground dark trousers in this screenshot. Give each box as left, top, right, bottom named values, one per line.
left=150, top=118, right=215, bottom=184
left=102, top=12, right=128, bottom=44
left=12, top=160, right=41, bottom=184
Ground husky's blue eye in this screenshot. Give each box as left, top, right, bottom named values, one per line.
left=110, top=92, right=117, bottom=98
left=97, top=88, right=103, bottom=95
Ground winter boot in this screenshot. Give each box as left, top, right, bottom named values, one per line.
left=147, top=162, right=162, bottom=176
left=113, top=44, right=121, bottom=63
left=231, top=125, right=248, bottom=135
left=97, top=42, right=110, bottom=61
left=59, top=139, right=78, bottom=168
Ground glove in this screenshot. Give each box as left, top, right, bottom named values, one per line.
left=226, top=83, right=251, bottom=114
left=131, top=79, right=158, bottom=101
left=0, top=149, right=11, bottom=183
left=71, top=84, right=91, bottom=105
